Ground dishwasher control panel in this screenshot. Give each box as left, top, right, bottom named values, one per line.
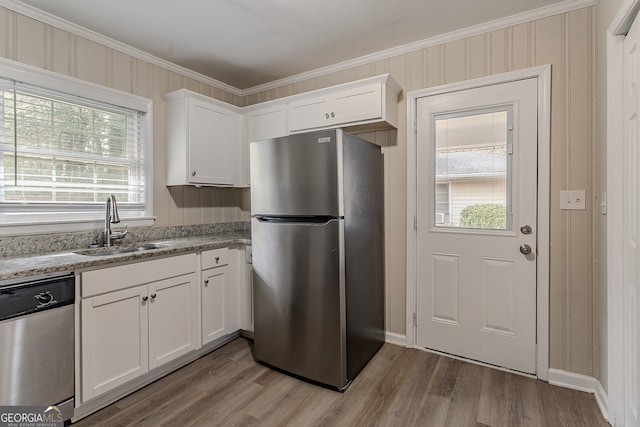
left=0, top=273, right=75, bottom=321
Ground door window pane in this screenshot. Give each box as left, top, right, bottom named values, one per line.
left=433, top=109, right=511, bottom=230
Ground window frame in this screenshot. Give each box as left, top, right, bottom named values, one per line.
left=0, top=58, right=154, bottom=236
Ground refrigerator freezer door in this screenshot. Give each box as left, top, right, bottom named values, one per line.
left=250, top=129, right=342, bottom=217
left=252, top=217, right=347, bottom=389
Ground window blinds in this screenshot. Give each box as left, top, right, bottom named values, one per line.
left=0, top=77, right=147, bottom=217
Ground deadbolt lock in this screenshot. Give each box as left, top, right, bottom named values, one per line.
left=520, top=225, right=532, bottom=235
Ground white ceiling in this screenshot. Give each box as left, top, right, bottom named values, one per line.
left=16, top=0, right=574, bottom=90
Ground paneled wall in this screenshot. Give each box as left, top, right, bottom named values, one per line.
left=0, top=7, right=251, bottom=228
left=0, top=5, right=598, bottom=377
left=247, top=8, right=598, bottom=377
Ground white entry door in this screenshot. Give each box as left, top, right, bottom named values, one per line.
left=623, top=12, right=640, bottom=427
left=415, top=78, right=538, bottom=373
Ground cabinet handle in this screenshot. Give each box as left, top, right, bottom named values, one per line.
left=331, top=112, right=335, bottom=118
left=150, top=293, right=157, bottom=300
left=325, top=113, right=330, bottom=119
left=142, top=296, right=149, bottom=302
left=204, top=279, right=209, bottom=286
left=191, top=171, right=196, bottom=177
left=215, top=256, right=220, bottom=264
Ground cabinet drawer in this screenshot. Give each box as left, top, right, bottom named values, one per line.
left=202, top=247, right=229, bottom=270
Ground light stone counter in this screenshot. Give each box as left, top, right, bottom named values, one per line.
left=0, top=230, right=251, bottom=281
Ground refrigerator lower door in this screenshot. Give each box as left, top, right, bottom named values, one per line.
left=252, top=217, right=347, bottom=389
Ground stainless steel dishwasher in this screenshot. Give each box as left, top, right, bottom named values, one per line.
left=0, top=273, right=75, bottom=422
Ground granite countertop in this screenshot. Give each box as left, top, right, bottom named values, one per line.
left=0, top=230, right=251, bottom=282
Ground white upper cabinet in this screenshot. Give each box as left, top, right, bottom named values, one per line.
left=246, top=104, right=287, bottom=143
left=163, top=75, right=400, bottom=188
left=287, top=95, right=331, bottom=131
left=163, top=89, right=245, bottom=187
left=244, top=105, right=287, bottom=185
left=286, top=74, right=400, bottom=133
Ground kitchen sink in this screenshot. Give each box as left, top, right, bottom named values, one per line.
left=74, top=243, right=167, bottom=257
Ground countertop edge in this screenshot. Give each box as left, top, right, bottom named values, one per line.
left=0, top=232, right=252, bottom=281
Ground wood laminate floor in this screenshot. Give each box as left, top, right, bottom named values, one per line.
left=74, top=338, right=608, bottom=427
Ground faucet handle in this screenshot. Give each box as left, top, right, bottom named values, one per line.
left=110, top=223, right=128, bottom=240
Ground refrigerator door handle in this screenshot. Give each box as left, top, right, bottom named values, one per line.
left=254, top=216, right=338, bottom=225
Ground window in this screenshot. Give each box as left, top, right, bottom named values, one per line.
left=433, top=108, right=511, bottom=230
left=0, top=60, right=152, bottom=234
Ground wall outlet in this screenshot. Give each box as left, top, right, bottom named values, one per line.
left=560, top=190, right=586, bottom=210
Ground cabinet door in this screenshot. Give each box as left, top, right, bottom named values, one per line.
left=81, top=285, right=148, bottom=402
left=148, top=273, right=199, bottom=369
left=246, top=262, right=254, bottom=333
left=287, top=95, right=331, bottom=132
left=188, top=98, right=236, bottom=185
left=331, top=83, right=382, bottom=126
left=225, top=250, right=240, bottom=333
left=202, top=266, right=227, bottom=345
left=247, top=105, right=287, bottom=142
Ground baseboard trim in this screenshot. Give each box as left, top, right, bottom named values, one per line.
left=594, top=380, right=609, bottom=424
left=385, top=332, right=406, bottom=346
left=548, top=368, right=609, bottom=422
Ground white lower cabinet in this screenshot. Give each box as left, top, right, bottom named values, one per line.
left=148, top=274, right=199, bottom=369
left=201, top=247, right=240, bottom=345
left=80, top=254, right=198, bottom=402
left=201, top=262, right=228, bottom=344
left=78, top=246, right=250, bottom=411
left=81, top=285, right=149, bottom=401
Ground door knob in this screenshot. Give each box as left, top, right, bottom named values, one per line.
left=520, top=244, right=532, bottom=255
left=520, top=225, right=533, bottom=235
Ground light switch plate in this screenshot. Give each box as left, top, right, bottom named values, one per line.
left=560, top=190, right=586, bottom=210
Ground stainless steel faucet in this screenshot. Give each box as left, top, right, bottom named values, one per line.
left=105, top=194, right=128, bottom=247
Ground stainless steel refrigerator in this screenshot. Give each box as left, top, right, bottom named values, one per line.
left=250, top=128, right=384, bottom=390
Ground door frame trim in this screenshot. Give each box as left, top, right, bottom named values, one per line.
left=406, top=65, right=551, bottom=380
left=606, top=1, right=640, bottom=424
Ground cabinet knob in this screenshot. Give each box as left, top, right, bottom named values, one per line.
left=142, top=296, right=149, bottom=302
left=204, top=279, right=209, bottom=286
left=331, top=112, right=335, bottom=118
left=191, top=171, right=197, bottom=177
left=325, top=113, right=330, bottom=119
left=215, top=256, right=220, bottom=263
left=150, top=293, right=157, bottom=300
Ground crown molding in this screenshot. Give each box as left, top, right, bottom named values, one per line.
left=1, top=0, right=597, bottom=98
left=241, top=0, right=598, bottom=95
left=0, top=0, right=243, bottom=96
